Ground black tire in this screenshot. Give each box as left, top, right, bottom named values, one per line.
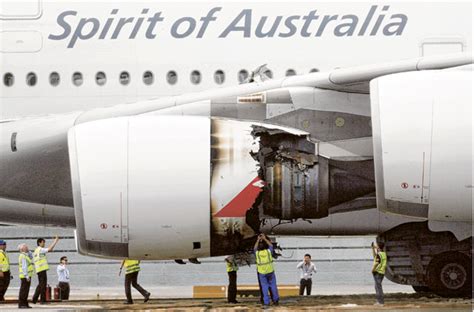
left=427, top=252, right=472, bottom=297
left=412, top=286, right=432, bottom=293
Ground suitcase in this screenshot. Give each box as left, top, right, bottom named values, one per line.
left=54, top=286, right=61, bottom=300
left=46, top=284, right=51, bottom=301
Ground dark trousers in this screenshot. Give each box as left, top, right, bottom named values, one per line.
left=125, top=271, right=149, bottom=303
left=0, top=271, right=10, bottom=301
left=32, top=270, right=47, bottom=303
left=58, top=282, right=70, bottom=300
left=18, top=278, right=31, bottom=307
left=227, top=271, right=237, bottom=303
left=299, top=278, right=312, bottom=295
left=373, top=272, right=385, bottom=304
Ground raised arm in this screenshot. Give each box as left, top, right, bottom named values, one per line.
left=47, top=236, right=60, bottom=252
left=253, top=236, right=261, bottom=251
left=371, top=242, right=377, bottom=258
left=296, top=261, right=303, bottom=269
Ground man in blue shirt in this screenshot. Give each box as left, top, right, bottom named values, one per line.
left=57, top=256, right=70, bottom=300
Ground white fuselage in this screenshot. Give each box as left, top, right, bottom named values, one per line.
left=1, top=0, right=471, bottom=119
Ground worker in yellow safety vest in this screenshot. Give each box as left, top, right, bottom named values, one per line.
left=0, top=240, right=11, bottom=302
left=254, top=234, right=279, bottom=308
left=371, top=241, right=387, bottom=305
left=119, top=259, right=150, bottom=304
left=225, top=255, right=239, bottom=304
left=32, top=236, right=59, bottom=304
left=18, top=243, right=34, bottom=309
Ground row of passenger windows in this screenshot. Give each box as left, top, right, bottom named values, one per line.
left=2, top=68, right=320, bottom=87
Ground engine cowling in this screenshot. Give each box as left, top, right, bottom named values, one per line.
left=68, top=115, right=374, bottom=259
left=370, top=70, right=472, bottom=241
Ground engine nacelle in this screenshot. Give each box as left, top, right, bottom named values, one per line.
left=371, top=70, right=472, bottom=240
left=68, top=115, right=375, bottom=259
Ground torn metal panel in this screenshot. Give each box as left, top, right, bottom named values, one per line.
left=210, top=118, right=262, bottom=256
left=209, top=119, right=318, bottom=255
left=250, top=123, right=375, bottom=222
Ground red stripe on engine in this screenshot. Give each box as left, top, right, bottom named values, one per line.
left=214, top=176, right=263, bottom=218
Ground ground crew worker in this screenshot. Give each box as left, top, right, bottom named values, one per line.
left=57, top=256, right=70, bottom=300
left=371, top=242, right=387, bottom=305
left=0, top=240, right=11, bottom=301
left=18, top=243, right=34, bottom=309
left=225, top=255, right=239, bottom=304
left=257, top=234, right=275, bottom=304
left=119, top=259, right=150, bottom=304
left=297, top=253, right=317, bottom=295
left=32, top=236, right=59, bottom=304
left=254, top=234, right=279, bottom=308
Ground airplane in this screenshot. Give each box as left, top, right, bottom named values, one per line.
left=0, top=0, right=472, bottom=297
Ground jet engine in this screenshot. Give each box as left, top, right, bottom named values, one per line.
left=68, top=115, right=374, bottom=259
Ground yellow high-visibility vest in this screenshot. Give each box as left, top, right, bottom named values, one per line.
left=124, top=260, right=140, bottom=274
left=256, top=249, right=274, bottom=275
left=375, top=251, right=387, bottom=275
left=226, top=261, right=238, bottom=273
left=33, top=247, right=49, bottom=273
left=18, top=253, right=34, bottom=278
left=0, top=250, right=10, bottom=272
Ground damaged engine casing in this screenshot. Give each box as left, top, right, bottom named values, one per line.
left=251, top=126, right=374, bottom=221
left=68, top=115, right=374, bottom=259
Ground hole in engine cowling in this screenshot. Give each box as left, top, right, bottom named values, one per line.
left=246, top=125, right=375, bottom=232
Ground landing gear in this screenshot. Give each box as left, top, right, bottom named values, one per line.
left=379, top=222, right=472, bottom=298
left=427, top=252, right=472, bottom=298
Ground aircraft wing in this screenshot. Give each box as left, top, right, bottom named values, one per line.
left=75, top=52, right=473, bottom=124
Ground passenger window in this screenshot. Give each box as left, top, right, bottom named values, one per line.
left=214, top=70, right=225, bottom=84
left=26, top=72, right=37, bottom=86
left=49, top=72, right=60, bottom=86
left=3, top=73, right=14, bottom=87
left=264, top=69, right=273, bottom=79
left=238, top=70, right=248, bottom=83
left=96, top=72, right=106, bottom=86
left=190, top=70, right=201, bottom=85
left=143, top=71, right=154, bottom=85
left=119, top=71, right=130, bottom=85
left=167, top=71, right=177, bottom=85
left=309, top=68, right=319, bottom=73
left=72, top=72, right=83, bottom=86
left=286, top=69, right=296, bottom=76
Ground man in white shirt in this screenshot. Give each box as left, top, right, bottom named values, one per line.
left=32, top=236, right=59, bottom=304
left=296, top=254, right=317, bottom=296
left=57, top=256, right=70, bottom=300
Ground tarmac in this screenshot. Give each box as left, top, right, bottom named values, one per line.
left=0, top=287, right=472, bottom=311
left=0, top=294, right=472, bottom=311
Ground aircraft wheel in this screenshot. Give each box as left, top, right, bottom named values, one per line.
left=427, top=252, right=471, bottom=297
